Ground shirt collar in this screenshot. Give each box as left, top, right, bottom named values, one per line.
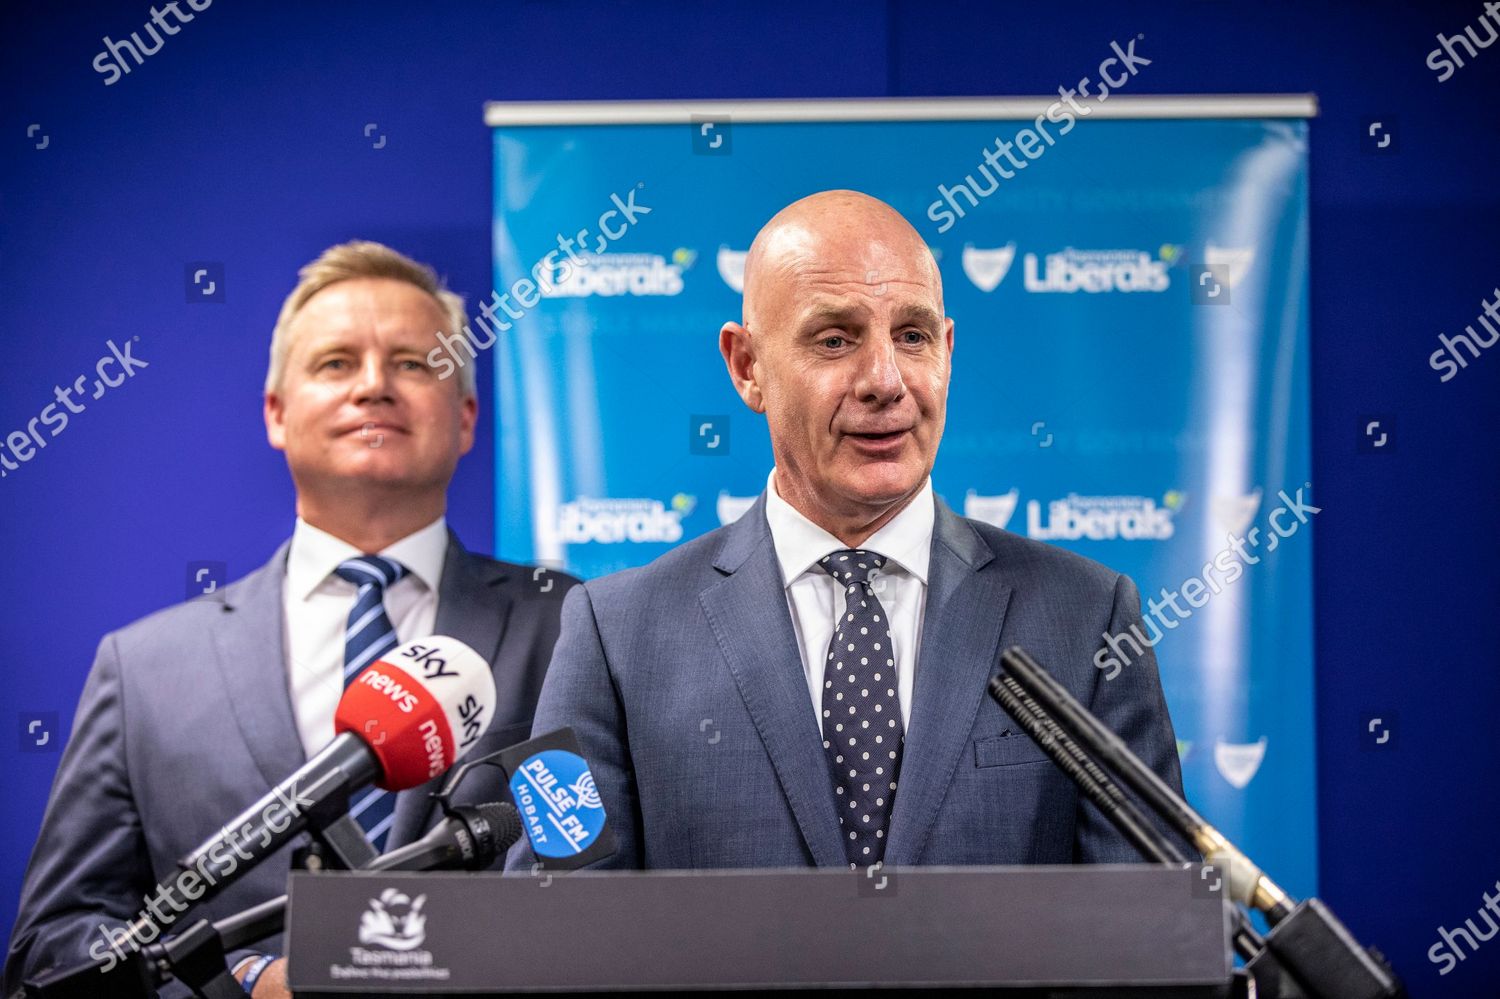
left=286, top=516, right=449, bottom=602
left=763, top=468, right=933, bottom=588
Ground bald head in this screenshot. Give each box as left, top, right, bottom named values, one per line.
left=741, top=190, right=943, bottom=330
left=719, top=190, right=954, bottom=547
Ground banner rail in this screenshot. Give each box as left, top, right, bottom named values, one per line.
left=483, top=94, right=1318, bottom=127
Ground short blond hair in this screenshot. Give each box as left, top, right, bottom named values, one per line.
left=265, top=240, right=473, bottom=397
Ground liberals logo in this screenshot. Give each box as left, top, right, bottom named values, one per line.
left=716, top=491, right=756, bottom=526
left=1214, top=737, right=1268, bottom=789
left=556, top=495, right=694, bottom=544
left=1023, top=247, right=1171, bottom=294
left=1026, top=492, right=1182, bottom=541
left=963, top=488, right=1020, bottom=530
left=717, top=246, right=748, bottom=293
left=1204, top=243, right=1256, bottom=291
left=540, top=252, right=684, bottom=298
left=961, top=243, right=1017, bottom=292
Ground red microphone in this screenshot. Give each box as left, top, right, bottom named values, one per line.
left=334, top=636, right=496, bottom=789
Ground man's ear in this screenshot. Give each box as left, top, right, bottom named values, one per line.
left=264, top=391, right=287, bottom=452
left=457, top=392, right=478, bottom=456
left=719, top=321, right=765, bottom=413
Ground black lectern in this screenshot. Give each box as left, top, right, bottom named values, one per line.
left=284, top=865, right=1231, bottom=996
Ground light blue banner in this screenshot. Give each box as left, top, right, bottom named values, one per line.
left=491, top=110, right=1314, bottom=897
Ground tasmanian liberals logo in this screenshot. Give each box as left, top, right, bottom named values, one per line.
left=1204, top=243, right=1256, bottom=290
left=961, top=243, right=1017, bottom=292
left=963, top=488, right=1020, bottom=529
left=1023, top=247, right=1171, bottom=293
left=1214, top=737, right=1268, bottom=789
left=716, top=491, right=757, bottom=526
left=540, top=252, right=685, bottom=298
left=717, top=246, right=748, bottom=293
left=556, top=494, right=695, bottom=544
left=358, top=889, right=427, bottom=951
left=1027, top=492, right=1182, bottom=541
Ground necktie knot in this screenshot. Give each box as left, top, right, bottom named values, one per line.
left=817, top=549, right=888, bottom=588
left=334, top=555, right=407, bottom=592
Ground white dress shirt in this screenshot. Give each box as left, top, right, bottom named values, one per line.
left=282, top=516, right=449, bottom=757
left=763, top=469, right=934, bottom=734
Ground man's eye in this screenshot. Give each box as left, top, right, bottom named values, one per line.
left=399, top=359, right=427, bottom=371
left=901, top=330, right=927, bottom=345
left=320, top=358, right=348, bottom=370
left=821, top=336, right=846, bottom=349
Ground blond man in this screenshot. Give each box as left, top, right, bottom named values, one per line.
left=7, top=242, right=575, bottom=997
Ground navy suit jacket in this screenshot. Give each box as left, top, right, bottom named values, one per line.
left=514, top=495, right=1185, bottom=870
left=6, top=534, right=575, bottom=994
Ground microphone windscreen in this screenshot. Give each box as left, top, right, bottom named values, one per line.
left=334, top=636, right=497, bottom=790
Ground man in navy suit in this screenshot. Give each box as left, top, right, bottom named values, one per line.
left=6, top=242, right=575, bottom=998
left=518, top=191, right=1185, bottom=872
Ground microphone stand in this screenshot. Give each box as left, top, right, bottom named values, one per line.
left=990, top=645, right=1406, bottom=999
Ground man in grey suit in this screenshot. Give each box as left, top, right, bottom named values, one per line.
left=517, top=190, right=1185, bottom=872
left=5, top=242, right=574, bottom=998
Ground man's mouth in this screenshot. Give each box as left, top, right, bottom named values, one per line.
left=847, top=429, right=910, bottom=442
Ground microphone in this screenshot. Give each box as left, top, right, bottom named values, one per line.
left=109, top=636, right=497, bottom=957
left=210, top=800, right=523, bottom=958
left=495, top=728, right=616, bottom=870
left=373, top=800, right=522, bottom=875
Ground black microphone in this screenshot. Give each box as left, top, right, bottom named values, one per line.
left=212, top=801, right=523, bottom=956
left=370, top=800, right=522, bottom=876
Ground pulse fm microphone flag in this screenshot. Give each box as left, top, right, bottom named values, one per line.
left=499, top=728, right=616, bottom=869
left=121, top=636, right=497, bottom=946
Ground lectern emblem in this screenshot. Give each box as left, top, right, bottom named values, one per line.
left=358, top=888, right=428, bottom=951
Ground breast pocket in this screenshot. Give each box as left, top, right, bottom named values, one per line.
left=973, top=731, right=1049, bottom=768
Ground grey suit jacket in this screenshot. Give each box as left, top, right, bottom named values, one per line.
left=5, top=533, right=575, bottom=993
left=514, top=495, right=1186, bottom=870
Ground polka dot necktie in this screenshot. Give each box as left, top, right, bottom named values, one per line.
left=817, top=548, right=903, bottom=868
left=334, top=555, right=408, bottom=852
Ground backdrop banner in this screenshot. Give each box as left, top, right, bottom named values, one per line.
left=488, top=100, right=1314, bottom=897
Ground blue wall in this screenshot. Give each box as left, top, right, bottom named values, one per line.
left=2, top=2, right=1496, bottom=994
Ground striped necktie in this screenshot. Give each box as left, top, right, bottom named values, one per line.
left=333, top=555, right=408, bottom=851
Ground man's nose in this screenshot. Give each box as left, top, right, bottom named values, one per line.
left=854, top=334, right=906, bottom=405
left=352, top=355, right=394, bottom=402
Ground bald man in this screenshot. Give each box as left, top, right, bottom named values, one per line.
left=515, top=191, right=1186, bottom=871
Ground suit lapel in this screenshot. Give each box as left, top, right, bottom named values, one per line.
left=388, top=535, right=513, bottom=846
left=211, top=541, right=308, bottom=789
left=883, top=502, right=1011, bottom=866
left=699, top=497, right=848, bottom=868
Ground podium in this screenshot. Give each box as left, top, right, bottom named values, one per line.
left=284, top=865, right=1233, bottom=996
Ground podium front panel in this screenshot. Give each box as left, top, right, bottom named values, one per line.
left=286, top=865, right=1231, bottom=995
